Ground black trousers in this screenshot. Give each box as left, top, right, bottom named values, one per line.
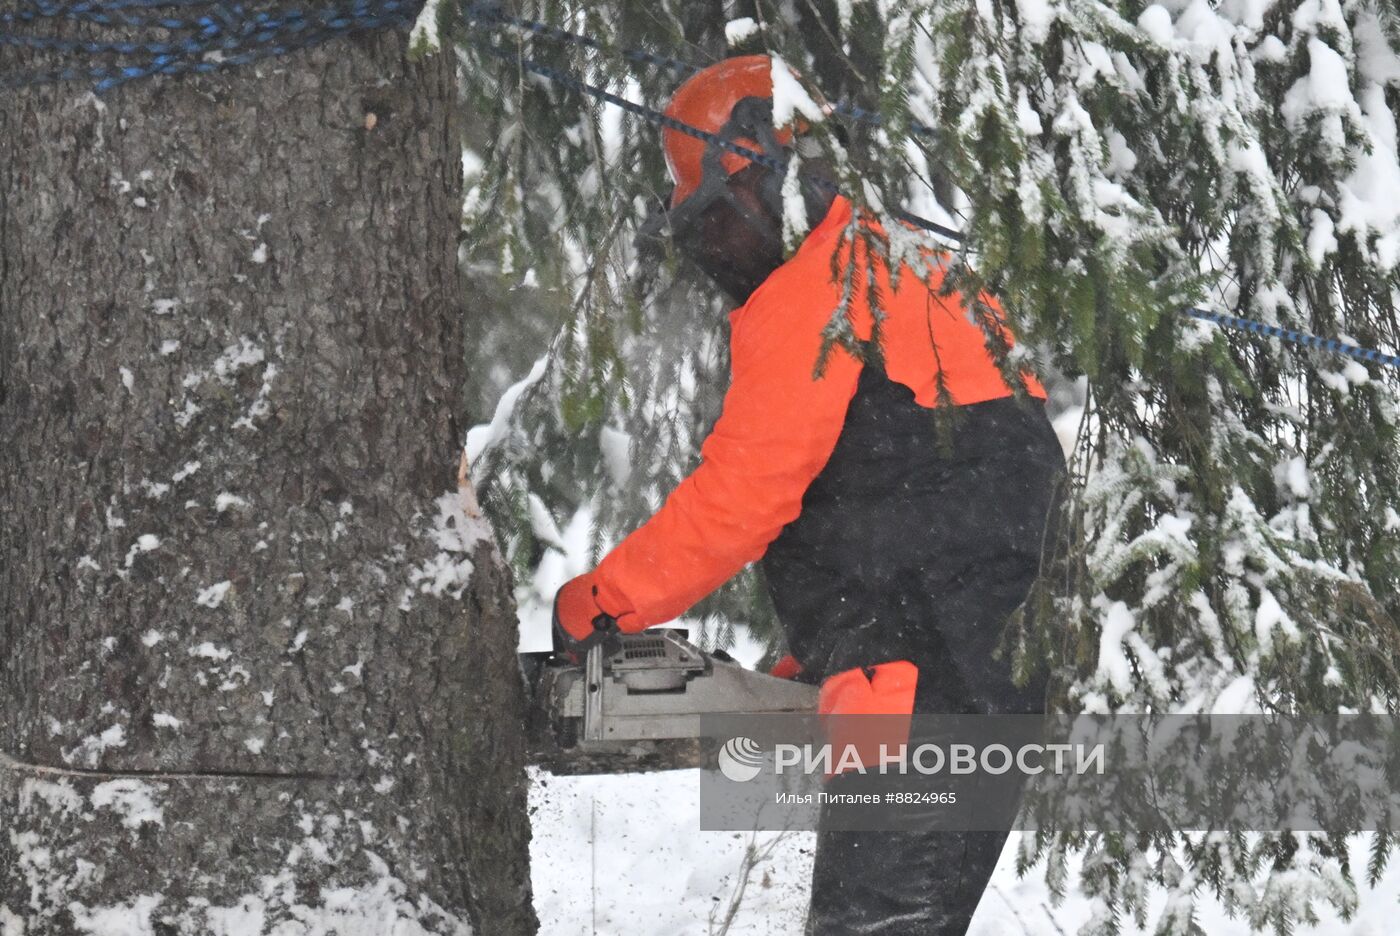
left=808, top=825, right=1011, bottom=936
left=760, top=370, right=1065, bottom=935
left=801, top=551, right=1052, bottom=936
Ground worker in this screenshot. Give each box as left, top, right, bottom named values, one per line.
left=552, top=55, right=1066, bottom=935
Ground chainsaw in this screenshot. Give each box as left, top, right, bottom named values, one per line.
left=522, top=628, right=818, bottom=775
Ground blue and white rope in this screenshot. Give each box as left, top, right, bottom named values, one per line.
left=1182, top=308, right=1400, bottom=370
left=0, top=1, right=418, bottom=91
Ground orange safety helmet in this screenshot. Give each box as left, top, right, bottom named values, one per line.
left=661, top=55, right=801, bottom=209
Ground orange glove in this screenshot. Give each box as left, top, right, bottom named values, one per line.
left=553, top=573, right=619, bottom=652
left=769, top=654, right=804, bottom=680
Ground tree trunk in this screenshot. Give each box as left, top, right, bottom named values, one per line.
left=0, top=28, right=537, bottom=936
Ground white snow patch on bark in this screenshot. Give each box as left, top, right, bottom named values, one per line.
left=211, top=337, right=265, bottom=379
left=408, top=492, right=493, bottom=599
left=90, top=779, right=164, bottom=830
left=18, top=777, right=84, bottom=815
left=69, top=894, right=163, bottom=936
left=61, top=724, right=127, bottom=767
left=189, top=642, right=233, bottom=661
left=152, top=713, right=182, bottom=729
left=123, top=534, right=160, bottom=568
left=172, top=460, right=201, bottom=482
left=219, top=666, right=252, bottom=691
left=198, top=860, right=472, bottom=936
left=1, top=905, right=25, bottom=936
left=215, top=492, right=249, bottom=512
left=195, top=581, right=233, bottom=608
left=202, top=896, right=267, bottom=936
left=140, top=479, right=170, bottom=499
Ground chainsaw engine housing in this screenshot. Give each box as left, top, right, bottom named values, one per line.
left=523, top=629, right=818, bottom=774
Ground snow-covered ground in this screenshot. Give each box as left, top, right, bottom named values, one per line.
left=530, top=771, right=1400, bottom=935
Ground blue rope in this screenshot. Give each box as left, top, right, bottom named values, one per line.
left=1, top=3, right=416, bottom=57
left=1182, top=309, right=1400, bottom=370
left=0, top=1, right=419, bottom=91
left=2, top=0, right=233, bottom=31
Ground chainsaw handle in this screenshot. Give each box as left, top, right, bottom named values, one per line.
left=572, top=614, right=619, bottom=651
left=551, top=606, right=621, bottom=659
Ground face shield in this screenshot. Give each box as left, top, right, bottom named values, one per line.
left=636, top=98, right=835, bottom=303
left=637, top=96, right=789, bottom=248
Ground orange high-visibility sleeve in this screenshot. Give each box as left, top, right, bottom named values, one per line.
left=591, top=259, right=865, bottom=630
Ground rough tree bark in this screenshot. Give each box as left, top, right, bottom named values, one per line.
left=0, top=27, right=537, bottom=936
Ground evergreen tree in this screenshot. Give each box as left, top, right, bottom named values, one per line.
left=0, top=12, right=536, bottom=932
